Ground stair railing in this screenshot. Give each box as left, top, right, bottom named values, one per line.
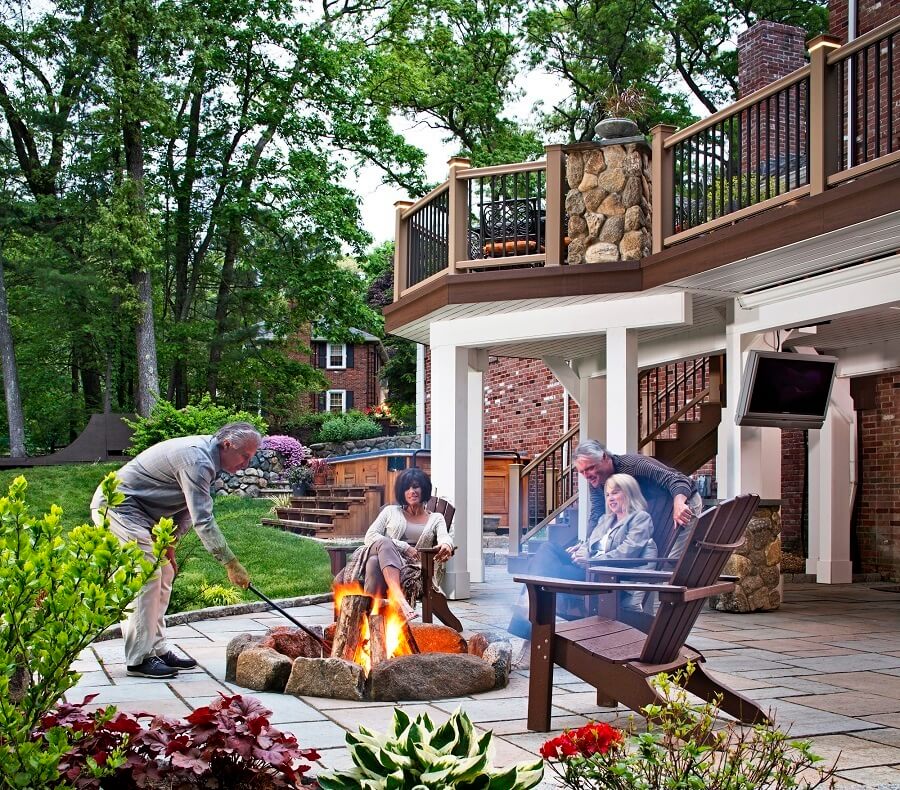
left=508, top=425, right=579, bottom=558
left=639, top=354, right=724, bottom=453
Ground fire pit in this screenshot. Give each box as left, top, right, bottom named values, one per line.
left=226, top=584, right=512, bottom=702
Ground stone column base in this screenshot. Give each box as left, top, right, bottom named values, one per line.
left=710, top=504, right=782, bottom=613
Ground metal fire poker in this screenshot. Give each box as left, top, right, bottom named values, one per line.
left=247, top=583, right=327, bottom=655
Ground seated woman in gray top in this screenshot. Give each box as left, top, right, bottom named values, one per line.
left=336, top=467, right=453, bottom=621
left=510, top=473, right=656, bottom=636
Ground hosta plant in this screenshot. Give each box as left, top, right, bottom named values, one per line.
left=317, top=707, right=543, bottom=789
left=0, top=473, right=173, bottom=789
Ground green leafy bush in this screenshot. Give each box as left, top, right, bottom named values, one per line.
left=278, top=411, right=331, bottom=445
left=317, top=410, right=381, bottom=443
left=126, top=395, right=267, bottom=455
left=541, top=665, right=837, bottom=790
left=392, top=403, right=416, bottom=433
left=0, top=473, right=174, bottom=789
left=317, top=707, right=543, bottom=789
left=199, top=583, right=242, bottom=607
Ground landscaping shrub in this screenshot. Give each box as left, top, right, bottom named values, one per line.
left=541, top=665, right=838, bottom=790
left=278, top=412, right=330, bottom=445
left=317, top=410, right=380, bottom=443
left=126, top=395, right=267, bottom=455
left=261, top=435, right=310, bottom=469
left=0, top=474, right=174, bottom=790
left=36, top=693, right=319, bottom=788
left=317, top=707, right=543, bottom=789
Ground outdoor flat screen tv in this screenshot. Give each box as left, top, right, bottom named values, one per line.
left=735, top=350, right=838, bottom=429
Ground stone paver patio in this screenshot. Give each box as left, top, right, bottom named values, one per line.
left=70, top=568, right=900, bottom=788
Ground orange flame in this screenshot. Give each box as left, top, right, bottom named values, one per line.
left=332, top=581, right=414, bottom=674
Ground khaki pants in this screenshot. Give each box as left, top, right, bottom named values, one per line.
left=91, top=489, right=175, bottom=667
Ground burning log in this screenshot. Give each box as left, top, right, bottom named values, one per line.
left=331, top=594, right=373, bottom=662
left=400, top=612, right=421, bottom=655
left=368, top=613, right=388, bottom=667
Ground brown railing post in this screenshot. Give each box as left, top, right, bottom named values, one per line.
left=393, top=200, right=414, bottom=300
left=650, top=125, right=677, bottom=253
left=807, top=35, right=842, bottom=195
left=543, top=144, right=565, bottom=265
left=446, top=157, right=471, bottom=274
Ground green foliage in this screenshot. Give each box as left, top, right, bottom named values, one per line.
left=318, top=707, right=544, bottom=789
left=392, top=403, right=417, bottom=432
left=318, top=411, right=381, bottom=443
left=0, top=473, right=174, bottom=789
left=287, top=464, right=315, bottom=487
left=125, top=395, right=267, bottom=455
left=199, top=583, right=242, bottom=607
left=542, top=665, right=838, bottom=790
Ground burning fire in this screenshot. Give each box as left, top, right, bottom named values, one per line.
left=333, top=582, right=415, bottom=673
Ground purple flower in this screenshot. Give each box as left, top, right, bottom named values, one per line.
left=261, top=435, right=310, bottom=469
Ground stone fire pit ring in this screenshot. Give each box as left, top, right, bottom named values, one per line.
left=226, top=623, right=513, bottom=702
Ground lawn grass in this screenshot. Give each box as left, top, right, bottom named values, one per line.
left=1, top=463, right=333, bottom=612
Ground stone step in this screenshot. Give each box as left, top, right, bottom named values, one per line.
left=483, top=535, right=510, bottom=549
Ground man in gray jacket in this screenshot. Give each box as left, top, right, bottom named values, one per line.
left=91, top=422, right=261, bottom=678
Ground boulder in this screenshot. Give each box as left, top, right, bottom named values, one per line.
left=259, top=625, right=326, bottom=660
left=408, top=623, right=467, bottom=654
left=483, top=640, right=512, bottom=689
left=235, top=647, right=292, bottom=692
left=225, top=632, right=264, bottom=682
left=285, top=656, right=366, bottom=701
left=369, top=653, right=496, bottom=701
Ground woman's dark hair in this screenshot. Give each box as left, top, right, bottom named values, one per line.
left=394, top=466, right=432, bottom=508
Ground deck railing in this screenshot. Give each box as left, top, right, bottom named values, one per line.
left=395, top=17, right=900, bottom=296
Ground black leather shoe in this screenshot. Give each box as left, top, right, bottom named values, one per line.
left=158, top=650, right=198, bottom=670
left=126, top=656, right=177, bottom=678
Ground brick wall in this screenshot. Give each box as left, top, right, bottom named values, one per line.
left=828, top=0, right=900, bottom=42
left=423, top=350, right=577, bottom=459
left=855, top=371, right=899, bottom=581
left=780, top=429, right=806, bottom=552
left=307, top=338, right=380, bottom=413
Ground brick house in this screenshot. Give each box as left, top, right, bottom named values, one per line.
left=308, top=329, right=387, bottom=414
left=386, top=0, right=900, bottom=599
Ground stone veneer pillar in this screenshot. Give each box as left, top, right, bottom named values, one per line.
left=711, top=503, right=783, bottom=613
left=563, top=141, right=652, bottom=265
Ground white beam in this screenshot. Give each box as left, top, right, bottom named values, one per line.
left=431, top=292, right=692, bottom=347
left=542, top=356, right=581, bottom=403
left=835, top=340, right=900, bottom=377
left=734, top=255, right=900, bottom=334
left=605, top=328, right=638, bottom=453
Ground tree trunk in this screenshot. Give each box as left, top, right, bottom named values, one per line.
left=123, top=29, right=159, bottom=418
left=0, top=258, right=26, bottom=456
left=206, top=223, right=239, bottom=398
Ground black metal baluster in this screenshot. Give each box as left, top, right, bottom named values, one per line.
left=775, top=90, right=782, bottom=195
left=875, top=38, right=882, bottom=159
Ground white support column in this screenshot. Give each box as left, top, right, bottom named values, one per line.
left=605, top=327, right=638, bottom=454
left=429, top=341, right=471, bottom=599
left=717, top=324, right=781, bottom=500
left=807, top=377, right=854, bottom=583
left=416, top=343, right=427, bottom=442
left=577, top=375, right=607, bottom=539
left=466, top=349, right=487, bottom=584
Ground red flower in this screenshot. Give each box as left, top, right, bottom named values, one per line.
left=540, top=722, right=623, bottom=761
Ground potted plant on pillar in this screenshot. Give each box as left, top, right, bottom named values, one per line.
left=287, top=463, right=314, bottom=497
left=593, top=85, right=649, bottom=142
left=308, top=457, right=332, bottom=486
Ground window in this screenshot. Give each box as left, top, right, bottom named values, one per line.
left=326, top=343, right=347, bottom=369
left=327, top=389, right=347, bottom=413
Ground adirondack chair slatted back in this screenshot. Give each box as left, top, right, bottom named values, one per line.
left=639, top=494, right=759, bottom=665
left=427, top=496, right=455, bottom=532
left=647, top=496, right=676, bottom=558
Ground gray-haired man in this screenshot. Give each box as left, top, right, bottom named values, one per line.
left=573, top=439, right=703, bottom=559
left=91, top=422, right=261, bottom=678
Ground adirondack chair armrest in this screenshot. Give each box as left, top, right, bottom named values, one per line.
left=587, top=565, right=676, bottom=581
left=514, top=574, right=687, bottom=597
left=657, top=580, right=736, bottom=602
left=585, top=556, right=679, bottom=568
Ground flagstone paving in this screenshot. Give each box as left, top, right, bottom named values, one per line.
left=69, top=569, right=900, bottom=788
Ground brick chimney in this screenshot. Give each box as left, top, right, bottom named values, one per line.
left=737, top=21, right=808, bottom=97
left=828, top=0, right=900, bottom=44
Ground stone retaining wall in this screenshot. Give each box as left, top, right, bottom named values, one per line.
left=215, top=447, right=284, bottom=497
left=311, top=434, right=420, bottom=458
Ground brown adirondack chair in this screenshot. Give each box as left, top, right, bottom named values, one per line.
left=514, top=494, right=767, bottom=732
left=327, top=496, right=462, bottom=631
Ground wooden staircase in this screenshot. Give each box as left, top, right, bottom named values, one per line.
left=506, top=353, right=724, bottom=572
left=261, top=485, right=384, bottom=538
